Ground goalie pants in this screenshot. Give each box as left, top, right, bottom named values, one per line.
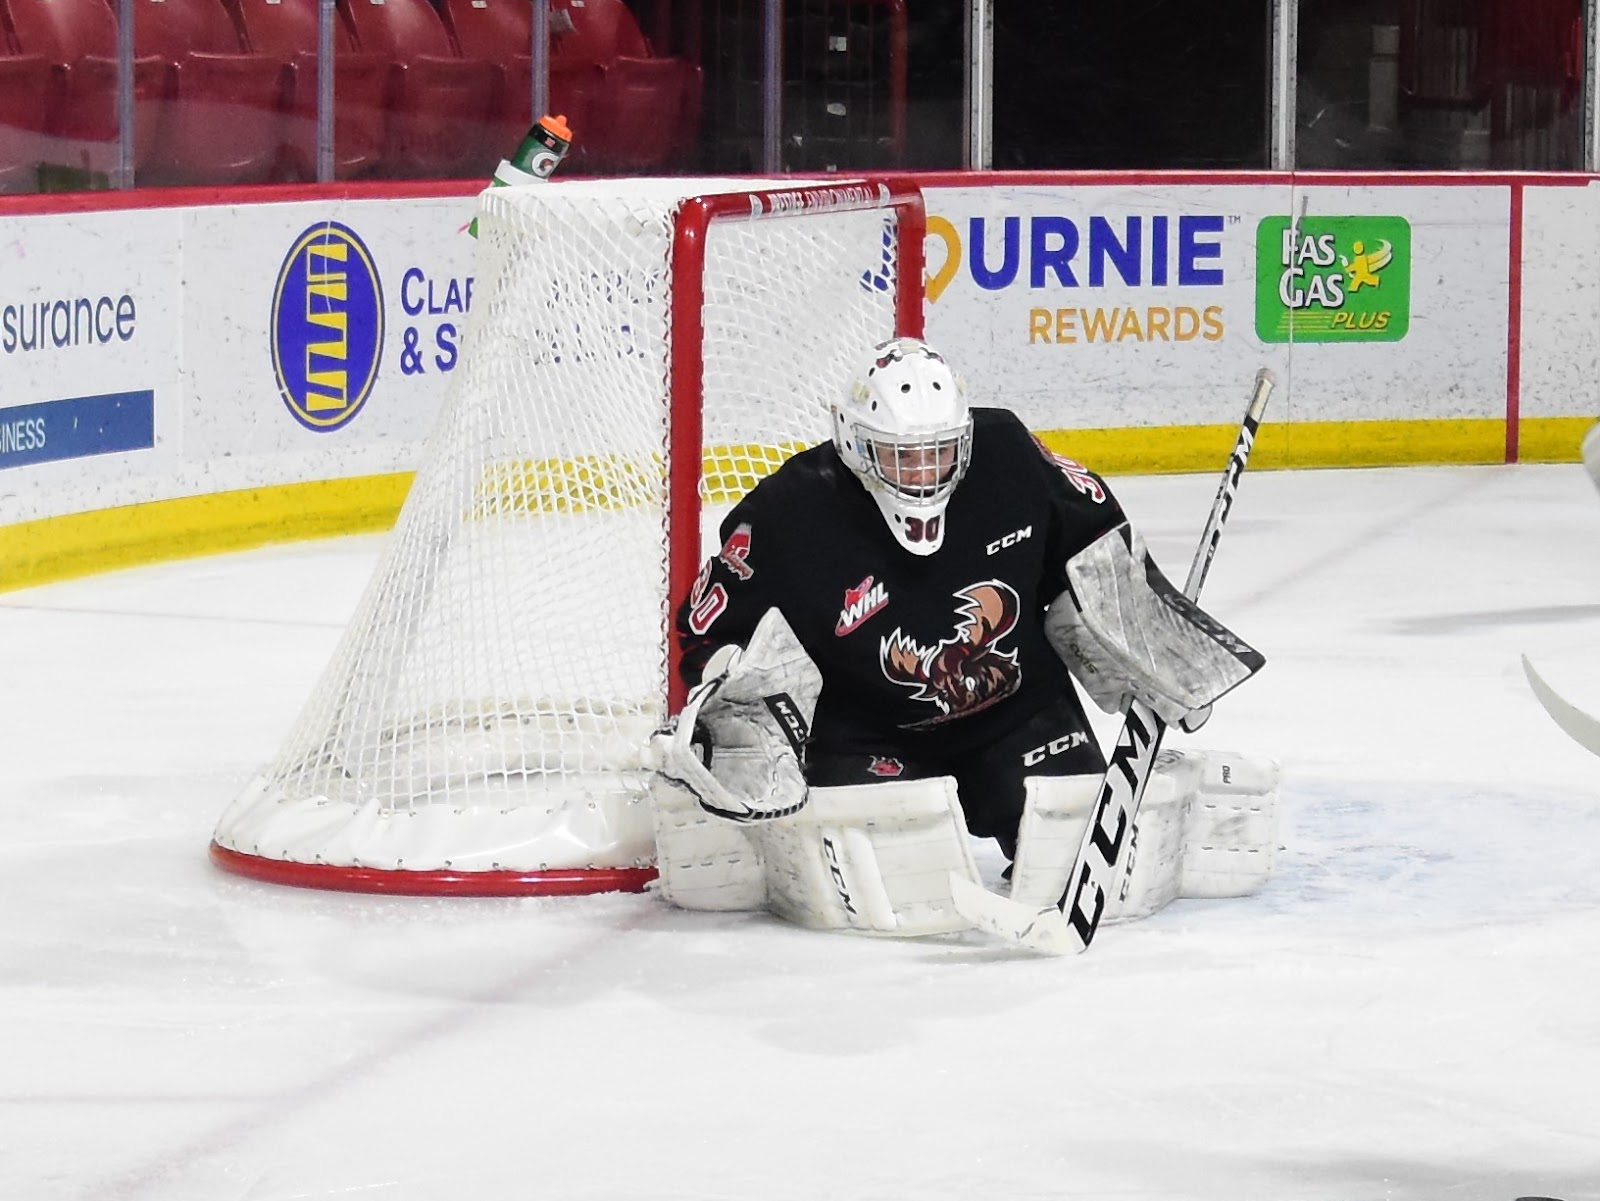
left=803, top=690, right=1106, bottom=859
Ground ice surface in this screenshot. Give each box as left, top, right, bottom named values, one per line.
left=2, top=464, right=1598, bottom=1201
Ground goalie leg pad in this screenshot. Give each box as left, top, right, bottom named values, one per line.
left=1008, top=749, right=1280, bottom=920
left=1007, top=768, right=1188, bottom=922
left=1006, top=774, right=1096, bottom=913
left=757, top=777, right=981, bottom=937
left=648, top=774, right=767, bottom=911
left=1115, top=756, right=1192, bottom=921
left=1178, top=749, right=1280, bottom=899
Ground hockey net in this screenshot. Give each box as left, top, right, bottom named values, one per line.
left=211, top=177, right=926, bottom=895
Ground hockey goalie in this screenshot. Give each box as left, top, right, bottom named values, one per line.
left=649, top=337, right=1278, bottom=943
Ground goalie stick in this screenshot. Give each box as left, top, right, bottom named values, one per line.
left=1522, top=653, right=1600, bottom=758
left=951, top=367, right=1277, bottom=956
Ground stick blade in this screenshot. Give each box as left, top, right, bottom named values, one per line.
left=948, top=873, right=1080, bottom=956
left=1522, top=654, right=1600, bottom=758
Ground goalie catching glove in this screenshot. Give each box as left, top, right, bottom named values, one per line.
left=1044, top=522, right=1264, bottom=726
left=649, top=608, right=823, bottom=822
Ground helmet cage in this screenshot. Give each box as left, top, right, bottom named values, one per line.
left=847, top=420, right=973, bottom=506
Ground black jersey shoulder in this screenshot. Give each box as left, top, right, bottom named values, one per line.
left=964, top=406, right=1056, bottom=490
left=970, top=406, right=1042, bottom=453
left=733, top=441, right=859, bottom=526
left=764, top=440, right=854, bottom=494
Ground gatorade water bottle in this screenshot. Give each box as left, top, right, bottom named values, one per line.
left=468, top=113, right=573, bottom=238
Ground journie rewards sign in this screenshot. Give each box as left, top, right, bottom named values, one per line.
left=1255, top=215, right=1412, bottom=343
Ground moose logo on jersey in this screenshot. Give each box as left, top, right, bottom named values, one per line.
left=880, top=581, right=1022, bottom=725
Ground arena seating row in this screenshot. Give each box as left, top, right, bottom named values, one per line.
left=0, top=0, right=701, bottom=190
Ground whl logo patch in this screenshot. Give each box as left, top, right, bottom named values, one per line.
left=836, top=575, right=889, bottom=636
left=1254, top=215, right=1411, bottom=343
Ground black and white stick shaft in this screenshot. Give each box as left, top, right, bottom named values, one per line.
left=1183, top=368, right=1275, bottom=600
left=1059, top=367, right=1276, bottom=948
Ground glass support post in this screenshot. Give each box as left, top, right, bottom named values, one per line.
left=965, top=0, right=993, bottom=169
left=532, top=0, right=549, bottom=119
left=762, top=0, right=782, bottom=173
left=116, top=0, right=134, bottom=188
left=317, top=0, right=335, bottom=182
left=1271, top=0, right=1298, bottom=168
left=1586, top=0, right=1599, bottom=168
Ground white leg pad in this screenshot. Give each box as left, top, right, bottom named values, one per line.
left=1008, top=764, right=1190, bottom=922
left=1111, top=755, right=1191, bottom=921
left=1179, top=749, right=1280, bottom=898
left=648, top=775, right=767, bottom=911
left=758, top=777, right=980, bottom=936
left=1008, top=748, right=1280, bottom=921
left=1006, top=774, right=1097, bottom=913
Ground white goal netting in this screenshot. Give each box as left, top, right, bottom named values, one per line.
left=212, top=177, right=924, bottom=893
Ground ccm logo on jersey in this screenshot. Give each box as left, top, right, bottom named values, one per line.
left=836, top=575, right=889, bottom=636
left=1021, top=731, right=1089, bottom=766
left=986, top=525, right=1033, bottom=555
left=867, top=756, right=904, bottom=777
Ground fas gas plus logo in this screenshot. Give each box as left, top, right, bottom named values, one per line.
left=1255, top=215, right=1411, bottom=343
left=271, top=221, right=384, bottom=431
left=925, top=210, right=1230, bottom=346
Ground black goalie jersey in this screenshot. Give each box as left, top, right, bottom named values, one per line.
left=675, top=407, right=1129, bottom=761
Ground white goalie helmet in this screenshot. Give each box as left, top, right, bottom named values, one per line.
left=832, top=337, right=972, bottom=556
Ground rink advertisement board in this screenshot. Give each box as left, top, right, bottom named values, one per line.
left=0, top=207, right=182, bottom=505
left=0, top=173, right=1596, bottom=588
left=918, top=180, right=1510, bottom=434
left=180, top=197, right=474, bottom=498
left=1517, top=179, right=1600, bottom=432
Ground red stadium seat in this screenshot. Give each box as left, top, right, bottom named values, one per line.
left=546, top=57, right=603, bottom=169
left=549, top=0, right=699, bottom=172
left=337, top=0, right=495, bottom=177
left=430, top=0, right=624, bottom=176
left=0, top=0, right=50, bottom=191
left=0, top=51, right=49, bottom=192
left=597, top=53, right=700, bottom=170
left=126, top=0, right=285, bottom=184
left=551, top=0, right=646, bottom=65
left=476, top=55, right=607, bottom=174
left=431, top=0, right=530, bottom=174
left=406, top=0, right=698, bottom=176
left=6, top=0, right=165, bottom=182
left=223, top=0, right=387, bottom=179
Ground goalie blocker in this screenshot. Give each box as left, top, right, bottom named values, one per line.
left=1045, top=521, right=1264, bottom=727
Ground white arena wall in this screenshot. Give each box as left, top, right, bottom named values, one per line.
left=0, top=172, right=1594, bottom=590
